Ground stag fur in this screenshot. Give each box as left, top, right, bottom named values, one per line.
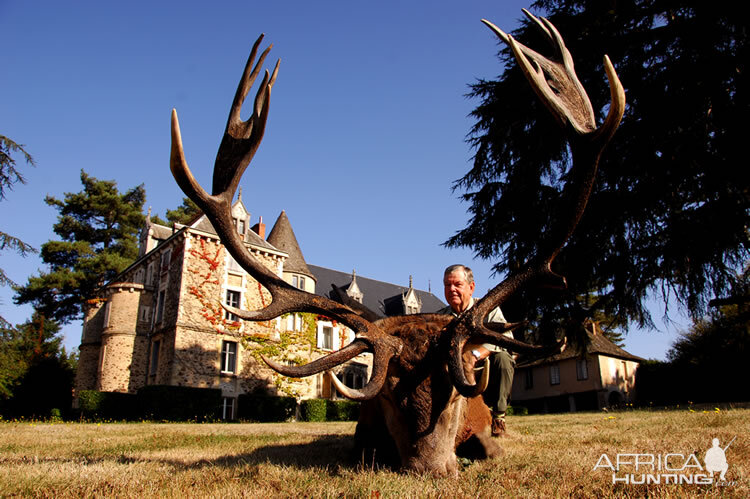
left=170, top=10, right=624, bottom=476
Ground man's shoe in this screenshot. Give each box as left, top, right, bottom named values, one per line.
left=491, top=417, right=506, bottom=437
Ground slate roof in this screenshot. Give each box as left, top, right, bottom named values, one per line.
left=149, top=223, right=174, bottom=243
left=516, top=323, right=645, bottom=367
left=187, top=209, right=279, bottom=253
left=308, top=264, right=446, bottom=318
left=266, top=210, right=314, bottom=277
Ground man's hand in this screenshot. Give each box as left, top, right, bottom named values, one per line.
left=465, top=345, right=491, bottom=368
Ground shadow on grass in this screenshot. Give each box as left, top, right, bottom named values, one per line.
left=152, top=434, right=373, bottom=474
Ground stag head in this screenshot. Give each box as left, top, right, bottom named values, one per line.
left=170, top=11, right=624, bottom=476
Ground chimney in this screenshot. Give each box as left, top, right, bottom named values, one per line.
left=252, top=216, right=266, bottom=240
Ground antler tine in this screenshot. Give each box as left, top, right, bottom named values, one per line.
left=213, top=36, right=280, bottom=200
left=226, top=34, right=272, bottom=133
left=170, top=110, right=212, bottom=207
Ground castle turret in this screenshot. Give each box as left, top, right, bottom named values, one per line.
left=267, top=210, right=317, bottom=293
left=96, top=283, right=150, bottom=393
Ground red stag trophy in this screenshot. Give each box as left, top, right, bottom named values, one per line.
left=170, top=10, right=625, bottom=476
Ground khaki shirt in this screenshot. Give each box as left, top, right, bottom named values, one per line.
left=441, top=298, right=511, bottom=352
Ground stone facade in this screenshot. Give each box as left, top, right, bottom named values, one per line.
left=74, top=202, right=375, bottom=419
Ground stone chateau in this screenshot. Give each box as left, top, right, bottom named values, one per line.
left=74, top=196, right=445, bottom=419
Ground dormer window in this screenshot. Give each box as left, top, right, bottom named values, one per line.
left=233, top=217, right=246, bottom=235
left=292, top=275, right=306, bottom=290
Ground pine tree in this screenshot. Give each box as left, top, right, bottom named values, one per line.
left=0, top=135, right=37, bottom=326
left=447, top=0, right=749, bottom=331
left=165, top=196, right=200, bottom=225
left=0, top=313, right=76, bottom=417
left=14, top=171, right=145, bottom=323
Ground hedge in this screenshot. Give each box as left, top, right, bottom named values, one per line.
left=237, top=394, right=296, bottom=422
left=75, top=389, right=359, bottom=422
left=137, top=385, right=222, bottom=421
left=299, top=398, right=327, bottom=422
left=326, top=399, right=359, bottom=421
left=77, top=390, right=137, bottom=420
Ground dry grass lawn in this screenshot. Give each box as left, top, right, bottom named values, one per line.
left=0, top=407, right=747, bottom=497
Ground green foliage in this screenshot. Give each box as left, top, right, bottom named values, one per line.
left=136, top=385, right=222, bottom=422
left=0, top=350, right=76, bottom=419
left=325, top=399, right=359, bottom=421
left=14, top=170, right=145, bottom=323
left=0, top=312, right=74, bottom=413
left=0, top=328, right=27, bottom=398
left=237, top=394, right=297, bottom=422
left=165, top=196, right=201, bottom=225
left=0, top=134, right=35, bottom=200
left=299, top=398, right=327, bottom=422
left=76, top=390, right=138, bottom=420
left=506, top=405, right=528, bottom=416
left=448, top=0, right=749, bottom=331
left=244, top=313, right=319, bottom=397
left=0, top=134, right=37, bottom=326
left=636, top=268, right=750, bottom=405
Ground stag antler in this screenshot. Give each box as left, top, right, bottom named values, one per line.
left=447, top=10, right=626, bottom=397
left=170, top=35, right=402, bottom=401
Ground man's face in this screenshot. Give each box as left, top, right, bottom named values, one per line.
left=443, top=270, right=475, bottom=314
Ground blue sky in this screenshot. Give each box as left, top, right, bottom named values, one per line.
left=1, top=1, right=687, bottom=359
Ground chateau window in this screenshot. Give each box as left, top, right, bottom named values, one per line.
left=221, top=397, right=236, bottom=420
left=145, top=263, right=154, bottom=286
left=227, top=254, right=243, bottom=274
left=343, top=370, right=364, bottom=389
left=149, top=340, right=160, bottom=376
left=549, top=364, right=560, bottom=385
left=319, top=326, right=333, bottom=350
left=103, top=301, right=111, bottom=328
left=225, top=290, right=241, bottom=322
left=139, top=305, right=152, bottom=323
left=233, top=217, right=245, bottom=236
left=524, top=368, right=534, bottom=389
left=220, top=340, right=238, bottom=374
left=576, top=358, right=589, bottom=380
left=292, top=275, right=306, bottom=290
left=160, top=249, right=171, bottom=274
left=156, top=289, right=166, bottom=324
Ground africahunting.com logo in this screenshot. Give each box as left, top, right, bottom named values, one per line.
left=592, top=437, right=737, bottom=486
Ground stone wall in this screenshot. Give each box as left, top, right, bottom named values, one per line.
left=97, top=283, right=149, bottom=393
left=76, top=223, right=373, bottom=407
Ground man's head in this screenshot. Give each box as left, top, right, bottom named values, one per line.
left=443, top=264, right=475, bottom=314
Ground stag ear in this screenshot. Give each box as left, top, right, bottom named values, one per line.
left=330, top=284, right=380, bottom=323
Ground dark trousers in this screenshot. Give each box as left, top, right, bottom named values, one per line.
left=481, top=350, right=515, bottom=414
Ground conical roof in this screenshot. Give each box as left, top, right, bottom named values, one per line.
left=267, top=210, right=314, bottom=278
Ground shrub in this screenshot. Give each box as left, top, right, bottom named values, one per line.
left=507, top=405, right=528, bottom=416
left=137, top=385, right=222, bottom=422
left=299, top=398, right=327, bottom=422
left=238, top=394, right=296, bottom=422
left=326, top=399, right=359, bottom=421
left=77, top=390, right=137, bottom=420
